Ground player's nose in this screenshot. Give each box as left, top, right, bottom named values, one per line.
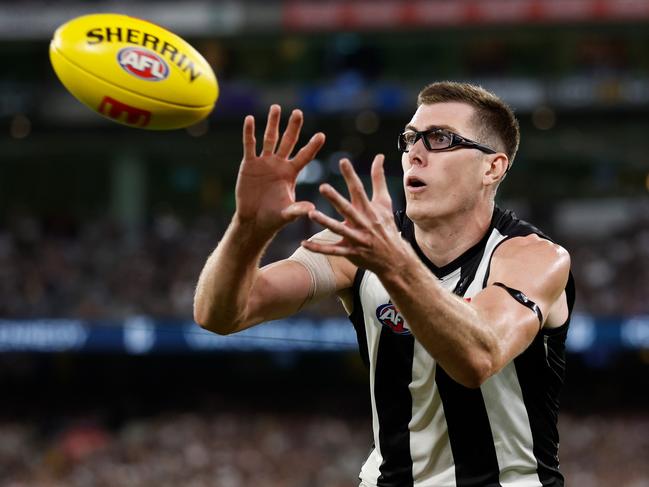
left=407, top=141, right=428, bottom=167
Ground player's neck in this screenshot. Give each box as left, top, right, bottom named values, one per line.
left=413, top=200, right=494, bottom=269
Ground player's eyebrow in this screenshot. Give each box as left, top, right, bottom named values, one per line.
left=404, top=123, right=461, bottom=133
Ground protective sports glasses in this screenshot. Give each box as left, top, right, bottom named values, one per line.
left=397, top=128, right=497, bottom=154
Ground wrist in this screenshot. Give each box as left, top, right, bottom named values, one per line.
left=375, top=241, right=420, bottom=289
left=232, top=213, right=278, bottom=241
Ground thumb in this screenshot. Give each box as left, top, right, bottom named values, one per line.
left=282, top=201, right=315, bottom=221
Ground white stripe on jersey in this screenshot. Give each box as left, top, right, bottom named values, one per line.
left=409, top=271, right=461, bottom=487
left=482, top=364, right=542, bottom=487
left=358, top=272, right=388, bottom=484
left=462, top=228, right=507, bottom=299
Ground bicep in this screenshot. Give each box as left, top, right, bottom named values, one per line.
left=241, top=259, right=316, bottom=331
left=470, top=286, right=542, bottom=364
left=471, top=236, right=571, bottom=364
left=242, top=234, right=356, bottom=331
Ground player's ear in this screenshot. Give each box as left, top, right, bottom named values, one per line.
left=482, top=153, right=509, bottom=187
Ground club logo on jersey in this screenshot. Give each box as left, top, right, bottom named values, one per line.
left=376, top=302, right=411, bottom=335
left=117, top=47, right=169, bottom=81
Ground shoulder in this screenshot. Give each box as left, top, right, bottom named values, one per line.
left=490, top=206, right=569, bottom=276
left=489, top=234, right=571, bottom=292
left=494, top=234, right=570, bottom=266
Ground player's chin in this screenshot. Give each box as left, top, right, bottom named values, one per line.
left=406, top=196, right=449, bottom=222
left=405, top=200, right=432, bottom=222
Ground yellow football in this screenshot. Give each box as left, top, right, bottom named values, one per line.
left=49, top=13, right=218, bottom=130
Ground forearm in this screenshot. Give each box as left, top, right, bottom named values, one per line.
left=193, top=215, right=275, bottom=334
left=378, top=254, right=499, bottom=387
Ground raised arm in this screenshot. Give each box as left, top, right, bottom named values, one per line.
left=193, top=105, right=327, bottom=334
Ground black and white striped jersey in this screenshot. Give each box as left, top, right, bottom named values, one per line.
left=349, top=206, right=575, bottom=487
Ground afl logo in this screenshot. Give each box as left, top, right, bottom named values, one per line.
left=376, top=303, right=410, bottom=335
left=117, top=47, right=169, bottom=81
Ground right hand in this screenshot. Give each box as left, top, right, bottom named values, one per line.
left=234, top=105, right=326, bottom=237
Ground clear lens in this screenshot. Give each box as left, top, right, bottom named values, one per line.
left=425, top=130, right=452, bottom=150
left=398, top=131, right=417, bottom=152
left=399, top=129, right=454, bottom=152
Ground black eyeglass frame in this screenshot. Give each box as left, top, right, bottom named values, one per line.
left=397, top=128, right=497, bottom=155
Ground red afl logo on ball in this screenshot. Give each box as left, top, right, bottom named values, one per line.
left=376, top=302, right=411, bottom=335
left=117, top=47, right=169, bottom=81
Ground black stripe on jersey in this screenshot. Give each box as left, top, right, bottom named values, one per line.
left=350, top=267, right=416, bottom=485
left=434, top=251, right=503, bottom=487
left=435, top=368, right=502, bottom=487
left=350, top=269, right=370, bottom=369
left=349, top=263, right=416, bottom=485
left=564, top=272, right=576, bottom=316
left=513, top=330, right=566, bottom=487
left=513, top=273, right=575, bottom=487
left=375, top=327, right=415, bottom=487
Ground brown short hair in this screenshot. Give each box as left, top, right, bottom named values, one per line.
left=417, top=81, right=520, bottom=164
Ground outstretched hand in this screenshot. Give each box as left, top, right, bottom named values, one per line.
left=302, top=155, right=412, bottom=276
left=235, top=105, right=326, bottom=237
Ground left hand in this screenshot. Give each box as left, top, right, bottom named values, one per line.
left=301, top=155, right=412, bottom=275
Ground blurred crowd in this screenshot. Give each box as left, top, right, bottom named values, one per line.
left=0, top=410, right=647, bottom=487
left=0, top=207, right=648, bottom=320
left=0, top=211, right=224, bottom=320
left=567, top=218, right=649, bottom=316
left=0, top=411, right=368, bottom=487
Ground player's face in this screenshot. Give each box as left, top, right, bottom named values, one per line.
left=401, top=102, right=490, bottom=224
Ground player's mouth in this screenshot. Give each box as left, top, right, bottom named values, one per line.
left=405, top=175, right=427, bottom=193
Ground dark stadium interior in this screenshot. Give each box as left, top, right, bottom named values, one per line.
left=1, top=1, right=649, bottom=486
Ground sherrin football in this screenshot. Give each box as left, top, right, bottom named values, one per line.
left=49, top=13, right=218, bottom=130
